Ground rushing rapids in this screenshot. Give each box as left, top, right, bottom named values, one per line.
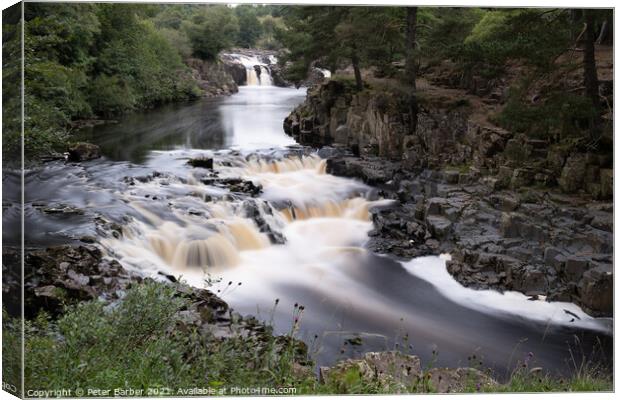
left=15, top=84, right=611, bottom=378
left=101, top=154, right=382, bottom=273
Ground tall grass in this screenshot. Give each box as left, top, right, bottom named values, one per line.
left=16, top=281, right=612, bottom=395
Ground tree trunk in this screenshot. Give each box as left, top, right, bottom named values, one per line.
left=405, top=7, right=417, bottom=90
left=351, top=51, right=363, bottom=91
left=583, top=10, right=600, bottom=109
left=405, top=7, right=418, bottom=134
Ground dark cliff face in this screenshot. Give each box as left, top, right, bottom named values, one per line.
left=186, top=58, right=239, bottom=97
left=284, top=80, right=612, bottom=200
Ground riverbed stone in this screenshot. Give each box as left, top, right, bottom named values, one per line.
left=578, top=265, right=613, bottom=315
left=67, top=142, right=101, bottom=162
left=426, top=216, right=452, bottom=239
left=563, top=256, right=589, bottom=281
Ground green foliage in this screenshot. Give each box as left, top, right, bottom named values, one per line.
left=495, top=82, right=599, bottom=140
left=15, top=2, right=207, bottom=158
left=2, top=309, right=22, bottom=395
left=2, top=9, right=23, bottom=163
left=418, top=8, right=484, bottom=62
left=458, top=9, right=572, bottom=73
left=23, top=281, right=311, bottom=392
left=184, top=5, right=239, bottom=60
left=18, top=280, right=612, bottom=394
left=235, top=5, right=263, bottom=48
left=87, top=75, right=136, bottom=117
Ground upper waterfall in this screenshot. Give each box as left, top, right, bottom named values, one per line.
left=228, top=53, right=275, bottom=86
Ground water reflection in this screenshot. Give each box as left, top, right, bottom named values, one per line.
left=79, top=86, right=306, bottom=162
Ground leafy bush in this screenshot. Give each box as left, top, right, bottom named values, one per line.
left=458, top=9, right=572, bottom=72
left=88, top=75, right=136, bottom=117
left=495, top=83, right=599, bottom=140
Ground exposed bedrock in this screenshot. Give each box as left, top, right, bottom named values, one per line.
left=288, top=81, right=613, bottom=317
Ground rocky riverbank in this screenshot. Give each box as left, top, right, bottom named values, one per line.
left=5, top=240, right=501, bottom=394
left=284, top=80, right=613, bottom=317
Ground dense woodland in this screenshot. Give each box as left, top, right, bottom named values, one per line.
left=2, top=4, right=613, bottom=159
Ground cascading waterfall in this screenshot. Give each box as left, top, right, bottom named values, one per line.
left=231, top=54, right=275, bottom=86
left=101, top=154, right=381, bottom=273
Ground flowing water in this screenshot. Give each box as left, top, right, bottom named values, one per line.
left=13, top=82, right=612, bottom=379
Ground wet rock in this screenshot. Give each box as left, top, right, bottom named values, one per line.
left=512, top=266, right=548, bottom=295
left=242, top=199, right=286, bottom=244
left=563, top=256, right=589, bottom=281
left=188, top=157, right=214, bottom=169
left=67, top=142, right=101, bottom=162
left=326, top=157, right=399, bottom=185
left=23, top=245, right=134, bottom=317
left=578, top=265, right=613, bottom=316
left=426, top=216, right=452, bottom=239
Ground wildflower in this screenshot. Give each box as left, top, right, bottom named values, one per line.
left=476, top=382, right=481, bottom=392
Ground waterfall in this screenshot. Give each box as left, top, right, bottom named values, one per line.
left=231, top=54, right=274, bottom=86
left=100, top=154, right=384, bottom=272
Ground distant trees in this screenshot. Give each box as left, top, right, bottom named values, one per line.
left=184, top=5, right=239, bottom=60
left=236, top=5, right=262, bottom=48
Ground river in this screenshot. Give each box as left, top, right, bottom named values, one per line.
left=15, top=84, right=612, bottom=379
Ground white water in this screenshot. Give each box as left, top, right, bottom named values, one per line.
left=70, top=81, right=610, bottom=372
left=230, top=54, right=274, bottom=86
left=101, top=151, right=610, bottom=336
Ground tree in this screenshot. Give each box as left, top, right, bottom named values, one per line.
left=279, top=6, right=406, bottom=89
left=583, top=10, right=600, bottom=111
left=235, top=5, right=262, bottom=48
left=183, top=5, right=239, bottom=60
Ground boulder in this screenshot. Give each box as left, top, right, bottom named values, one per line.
left=558, top=154, right=587, bottom=193
left=67, top=142, right=101, bottom=162
left=320, top=351, right=423, bottom=391
left=563, top=256, right=589, bottom=281
left=223, top=62, right=247, bottom=85
left=188, top=157, right=214, bottom=169
left=578, top=265, right=613, bottom=316
left=426, top=216, right=452, bottom=239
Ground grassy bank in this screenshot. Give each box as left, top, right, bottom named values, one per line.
left=4, top=281, right=610, bottom=396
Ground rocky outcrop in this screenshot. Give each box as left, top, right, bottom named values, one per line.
left=186, top=58, right=239, bottom=97
left=8, top=244, right=303, bottom=346
left=285, top=81, right=612, bottom=200
left=319, top=351, right=496, bottom=393
left=67, top=142, right=101, bottom=162
left=320, top=153, right=613, bottom=317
